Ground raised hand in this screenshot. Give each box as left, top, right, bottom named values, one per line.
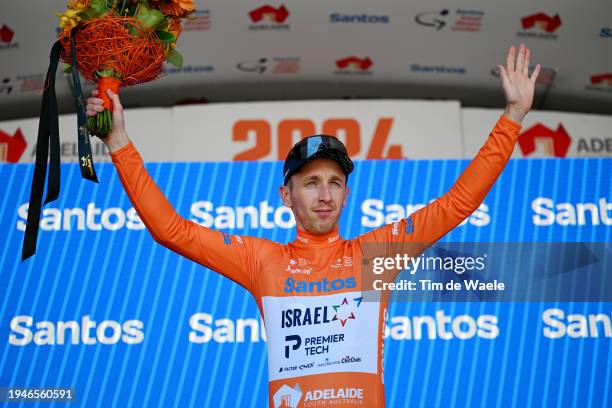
left=499, top=44, right=540, bottom=124
left=86, top=89, right=130, bottom=152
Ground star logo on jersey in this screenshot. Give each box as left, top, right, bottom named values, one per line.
left=331, top=296, right=363, bottom=327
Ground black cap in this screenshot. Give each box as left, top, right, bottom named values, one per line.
left=283, top=135, right=354, bottom=185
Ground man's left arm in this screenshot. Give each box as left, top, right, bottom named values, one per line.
left=408, top=43, right=540, bottom=244
left=405, top=44, right=539, bottom=245
left=359, top=44, right=540, bottom=254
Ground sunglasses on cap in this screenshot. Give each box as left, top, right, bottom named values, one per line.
left=283, top=135, right=354, bottom=185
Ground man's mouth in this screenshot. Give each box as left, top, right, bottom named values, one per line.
left=314, top=209, right=334, bottom=218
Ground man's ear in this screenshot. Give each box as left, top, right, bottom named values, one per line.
left=279, top=185, right=292, bottom=207
left=342, top=186, right=350, bottom=208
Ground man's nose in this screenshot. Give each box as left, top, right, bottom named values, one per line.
left=318, top=185, right=332, bottom=202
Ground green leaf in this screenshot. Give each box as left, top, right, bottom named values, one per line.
left=167, top=49, right=183, bottom=68
left=78, top=8, right=99, bottom=21
left=129, top=6, right=165, bottom=35
left=96, top=69, right=115, bottom=78
left=158, top=18, right=169, bottom=30
left=136, top=7, right=165, bottom=31
left=155, top=30, right=176, bottom=44
left=90, top=0, right=109, bottom=15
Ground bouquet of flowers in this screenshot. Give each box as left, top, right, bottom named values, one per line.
left=56, top=0, right=195, bottom=137
left=21, top=0, right=194, bottom=261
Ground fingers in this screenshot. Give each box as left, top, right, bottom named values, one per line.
left=107, top=89, right=123, bottom=111
left=85, top=97, right=104, bottom=117
left=530, top=63, right=541, bottom=83
left=523, top=48, right=530, bottom=76
left=85, top=107, right=102, bottom=116
left=506, top=43, right=533, bottom=77
left=506, top=45, right=515, bottom=72
left=85, top=89, right=123, bottom=117
left=86, top=97, right=103, bottom=106
left=498, top=65, right=508, bottom=83
left=515, top=44, right=526, bottom=74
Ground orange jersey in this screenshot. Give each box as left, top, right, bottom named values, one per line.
left=111, top=115, right=521, bottom=407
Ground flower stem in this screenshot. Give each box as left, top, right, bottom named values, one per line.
left=87, top=109, right=112, bottom=138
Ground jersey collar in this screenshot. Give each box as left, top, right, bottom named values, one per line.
left=294, top=226, right=342, bottom=247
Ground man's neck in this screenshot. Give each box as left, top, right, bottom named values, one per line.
left=295, top=226, right=341, bottom=246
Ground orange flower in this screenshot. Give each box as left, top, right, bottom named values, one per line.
left=162, top=0, right=195, bottom=17
left=168, top=16, right=182, bottom=39
left=59, top=26, right=72, bottom=40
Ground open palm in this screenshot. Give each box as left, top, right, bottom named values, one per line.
left=499, top=44, right=540, bottom=123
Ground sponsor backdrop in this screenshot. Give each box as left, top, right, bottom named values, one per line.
left=463, top=108, right=612, bottom=158
left=1, top=0, right=611, bottom=119
left=0, top=100, right=463, bottom=164
left=1, top=99, right=611, bottom=164
left=0, top=109, right=172, bottom=164
left=172, top=100, right=462, bottom=161
left=1, top=154, right=611, bottom=407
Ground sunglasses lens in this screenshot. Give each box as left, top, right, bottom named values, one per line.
left=284, top=135, right=353, bottom=185
left=306, top=136, right=324, bottom=157
left=299, top=136, right=346, bottom=160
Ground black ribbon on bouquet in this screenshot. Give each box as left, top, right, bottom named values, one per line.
left=22, top=33, right=98, bottom=261
left=70, top=31, right=99, bottom=184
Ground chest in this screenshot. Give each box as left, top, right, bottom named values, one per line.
left=257, top=243, right=364, bottom=298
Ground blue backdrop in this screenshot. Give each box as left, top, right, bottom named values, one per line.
left=1, top=157, right=611, bottom=407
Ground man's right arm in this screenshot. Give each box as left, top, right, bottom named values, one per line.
left=87, top=90, right=259, bottom=292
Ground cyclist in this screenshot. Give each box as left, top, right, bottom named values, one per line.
left=87, top=44, right=539, bottom=407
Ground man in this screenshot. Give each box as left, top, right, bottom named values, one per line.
left=87, top=44, right=539, bottom=407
